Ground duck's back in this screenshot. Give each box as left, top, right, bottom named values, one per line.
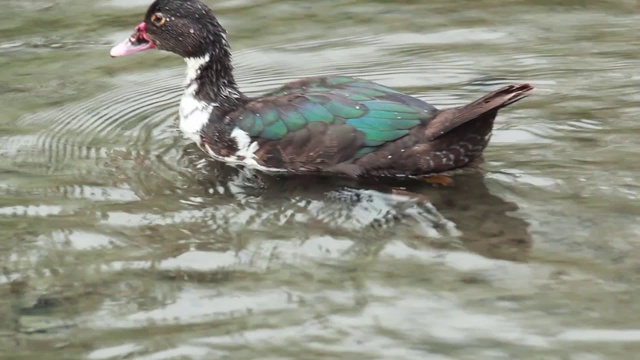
left=198, top=76, right=531, bottom=177
left=219, top=76, right=440, bottom=176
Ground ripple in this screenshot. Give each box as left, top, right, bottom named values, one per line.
left=557, top=329, right=640, bottom=342
left=41, top=230, right=124, bottom=251
left=87, top=344, right=144, bottom=360
left=87, top=287, right=299, bottom=329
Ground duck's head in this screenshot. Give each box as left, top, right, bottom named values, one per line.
left=110, top=0, right=227, bottom=59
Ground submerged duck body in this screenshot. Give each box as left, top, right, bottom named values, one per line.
left=111, top=0, right=533, bottom=178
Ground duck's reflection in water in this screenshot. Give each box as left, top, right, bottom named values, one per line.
left=183, top=146, right=531, bottom=263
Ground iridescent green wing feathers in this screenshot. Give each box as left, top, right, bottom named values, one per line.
left=234, top=76, right=437, bottom=158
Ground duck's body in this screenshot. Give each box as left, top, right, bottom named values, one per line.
left=111, top=0, right=533, bottom=178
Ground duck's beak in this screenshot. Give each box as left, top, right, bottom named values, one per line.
left=110, top=22, right=156, bottom=57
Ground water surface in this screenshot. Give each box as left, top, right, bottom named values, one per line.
left=2, top=0, right=640, bottom=358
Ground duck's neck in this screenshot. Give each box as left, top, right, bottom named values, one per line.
left=179, top=44, right=246, bottom=144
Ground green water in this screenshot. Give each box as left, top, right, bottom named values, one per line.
left=2, top=0, right=640, bottom=359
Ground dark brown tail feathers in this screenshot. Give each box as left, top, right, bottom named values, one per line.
left=425, top=83, right=534, bottom=141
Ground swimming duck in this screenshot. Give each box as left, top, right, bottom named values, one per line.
left=111, top=0, right=533, bottom=179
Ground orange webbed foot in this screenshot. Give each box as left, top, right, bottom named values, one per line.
left=419, top=175, right=454, bottom=187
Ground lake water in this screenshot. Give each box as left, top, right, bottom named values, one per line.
left=2, top=0, right=640, bottom=358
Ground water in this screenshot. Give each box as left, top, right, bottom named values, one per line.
left=2, top=0, right=640, bottom=358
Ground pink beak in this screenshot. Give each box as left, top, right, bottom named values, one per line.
left=110, top=22, right=156, bottom=57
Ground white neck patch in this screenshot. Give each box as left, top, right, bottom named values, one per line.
left=179, top=55, right=213, bottom=144
left=177, top=54, right=282, bottom=173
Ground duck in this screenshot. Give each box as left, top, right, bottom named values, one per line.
left=110, top=0, right=533, bottom=180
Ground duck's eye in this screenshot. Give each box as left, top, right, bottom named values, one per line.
left=151, top=13, right=166, bottom=26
